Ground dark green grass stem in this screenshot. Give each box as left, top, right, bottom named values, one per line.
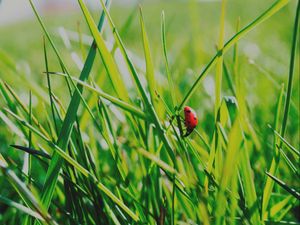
left=280, top=0, right=299, bottom=139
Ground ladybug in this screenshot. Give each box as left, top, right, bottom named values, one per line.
left=183, top=106, right=198, bottom=137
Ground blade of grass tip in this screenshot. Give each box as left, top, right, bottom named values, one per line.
left=77, top=0, right=130, bottom=102
left=137, top=148, right=177, bottom=175
left=0, top=195, right=44, bottom=221
left=5, top=109, right=139, bottom=222
left=265, top=172, right=300, bottom=200
left=279, top=0, right=299, bottom=141
left=178, top=0, right=290, bottom=110
left=96, top=0, right=176, bottom=163
left=276, top=144, right=298, bottom=175
left=43, top=37, right=59, bottom=134
left=275, top=198, right=298, bottom=221
left=262, top=85, right=285, bottom=219
left=272, top=127, right=300, bottom=156
left=139, top=7, right=157, bottom=110
left=268, top=195, right=293, bottom=219
left=161, top=11, right=177, bottom=110
left=36, top=1, right=110, bottom=210
left=10, top=145, right=51, bottom=159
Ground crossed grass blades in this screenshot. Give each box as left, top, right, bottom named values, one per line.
left=0, top=0, right=299, bottom=224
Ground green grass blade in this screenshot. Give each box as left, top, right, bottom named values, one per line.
left=139, top=7, right=157, bottom=108
left=262, top=84, right=285, bottom=219
left=268, top=195, right=293, bottom=218
left=280, top=0, right=299, bottom=139
left=137, top=148, right=176, bottom=175
left=4, top=108, right=139, bottom=222
left=77, top=0, right=130, bottom=102
left=265, top=172, right=300, bottom=200
left=0, top=157, right=57, bottom=225
left=10, top=145, right=51, bottom=159
left=215, top=117, right=243, bottom=225
left=213, top=0, right=227, bottom=182
left=96, top=0, right=176, bottom=163
left=36, top=2, right=109, bottom=210
left=161, top=11, right=177, bottom=110
left=45, top=72, right=145, bottom=119
left=273, top=128, right=300, bottom=156
left=239, top=144, right=261, bottom=224
left=0, top=195, right=44, bottom=221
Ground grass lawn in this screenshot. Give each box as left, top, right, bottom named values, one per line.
left=0, top=0, right=299, bottom=224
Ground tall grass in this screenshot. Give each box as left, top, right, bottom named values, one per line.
left=0, top=0, right=299, bottom=224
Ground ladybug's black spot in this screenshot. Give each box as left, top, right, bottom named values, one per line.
left=194, top=117, right=197, bottom=120
left=187, top=110, right=191, bottom=113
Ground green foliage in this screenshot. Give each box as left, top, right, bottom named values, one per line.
left=0, top=0, right=299, bottom=224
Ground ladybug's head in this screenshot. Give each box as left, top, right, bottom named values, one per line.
left=184, top=106, right=192, bottom=113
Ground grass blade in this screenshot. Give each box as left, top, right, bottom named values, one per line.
left=35, top=1, right=110, bottom=210
left=139, top=7, right=157, bottom=109
left=265, top=172, right=300, bottom=200
left=0, top=195, right=44, bottom=221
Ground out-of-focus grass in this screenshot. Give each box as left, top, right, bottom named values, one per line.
left=0, top=0, right=299, bottom=224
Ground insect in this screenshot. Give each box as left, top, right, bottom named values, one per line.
left=183, top=106, right=198, bottom=136
left=176, top=106, right=198, bottom=137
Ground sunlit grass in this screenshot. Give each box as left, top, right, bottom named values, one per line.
left=0, top=0, right=299, bottom=224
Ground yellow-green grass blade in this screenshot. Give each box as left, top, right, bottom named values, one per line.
left=262, top=85, right=285, bottom=219
left=214, top=0, right=227, bottom=181
left=77, top=0, right=130, bottom=102
left=215, top=117, right=243, bottom=225
left=215, top=0, right=227, bottom=116
left=277, top=145, right=298, bottom=175
left=0, top=195, right=44, bottom=221
left=5, top=109, right=140, bottom=222
left=96, top=0, right=176, bottom=163
left=137, top=148, right=177, bottom=175
left=43, top=37, right=59, bottom=135
left=46, top=72, right=145, bottom=119
left=272, top=127, right=300, bottom=157
left=29, top=1, right=110, bottom=211
left=280, top=0, right=299, bottom=140
left=179, top=0, right=290, bottom=109
left=266, top=172, right=300, bottom=200
left=139, top=7, right=157, bottom=109
left=79, top=8, right=136, bottom=130
left=267, top=195, right=293, bottom=219
left=0, top=156, right=57, bottom=225
left=239, top=142, right=261, bottom=224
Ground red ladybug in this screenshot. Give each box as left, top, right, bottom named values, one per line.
left=183, top=106, right=198, bottom=136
